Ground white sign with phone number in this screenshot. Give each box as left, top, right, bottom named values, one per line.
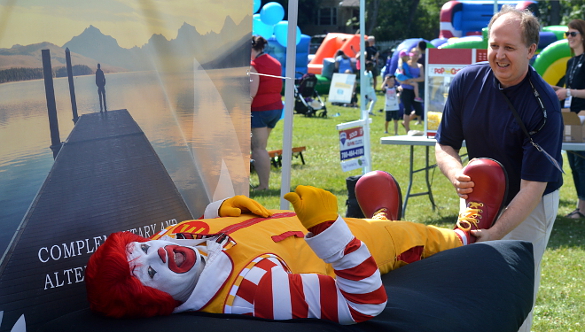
left=339, top=126, right=366, bottom=172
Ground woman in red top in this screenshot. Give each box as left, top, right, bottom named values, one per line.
left=250, top=36, right=283, bottom=190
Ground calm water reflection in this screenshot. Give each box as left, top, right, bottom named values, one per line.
left=0, top=68, right=251, bottom=256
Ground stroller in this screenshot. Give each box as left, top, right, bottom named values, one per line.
left=294, top=73, right=327, bottom=118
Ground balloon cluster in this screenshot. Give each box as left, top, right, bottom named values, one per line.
left=252, top=0, right=301, bottom=46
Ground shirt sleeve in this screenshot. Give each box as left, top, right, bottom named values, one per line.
left=202, top=198, right=227, bottom=219
left=239, top=216, right=387, bottom=325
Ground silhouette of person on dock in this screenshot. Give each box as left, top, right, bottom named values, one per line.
left=96, top=63, right=107, bottom=112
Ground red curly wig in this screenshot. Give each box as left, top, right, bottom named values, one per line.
left=85, top=232, right=180, bottom=318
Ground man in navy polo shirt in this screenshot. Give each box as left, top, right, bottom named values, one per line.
left=435, top=6, right=563, bottom=332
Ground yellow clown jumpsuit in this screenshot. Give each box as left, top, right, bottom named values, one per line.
left=151, top=210, right=463, bottom=315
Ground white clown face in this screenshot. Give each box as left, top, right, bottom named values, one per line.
left=127, top=240, right=205, bottom=302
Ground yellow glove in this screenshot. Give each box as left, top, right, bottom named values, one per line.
left=219, top=196, right=273, bottom=218
left=284, top=185, right=338, bottom=230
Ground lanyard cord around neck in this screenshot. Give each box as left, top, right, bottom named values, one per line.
left=568, top=53, right=584, bottom=88
left=498, top=81, right=564, bottom=174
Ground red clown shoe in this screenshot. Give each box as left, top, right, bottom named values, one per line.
left=355, top=170, right=402, bottom=220
left=455, top=158, right=508, bottom=244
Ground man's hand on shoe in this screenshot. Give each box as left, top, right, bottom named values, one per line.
left=452, top=170, right=474, bottom=200
left=471, top=228, right=499, bottom=242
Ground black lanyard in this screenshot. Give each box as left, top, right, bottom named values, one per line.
left=498, top=80, right=563, bottom=174
left=568, top=54, right=584, bottom=88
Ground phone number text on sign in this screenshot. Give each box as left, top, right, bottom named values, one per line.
left=340, top=147, right=364, bottom=160
left=339, top=127, right=364, bottom=161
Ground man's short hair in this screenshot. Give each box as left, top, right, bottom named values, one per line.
left=488, top=5, right=540, bottom=47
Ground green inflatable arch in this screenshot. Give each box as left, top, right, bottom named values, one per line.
left=542, top=25, right=568, bottom=43
left=438, top=37, right=487, bottom=50
left=533, top=39, right=572, bottom=86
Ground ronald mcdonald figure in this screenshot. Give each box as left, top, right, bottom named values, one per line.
left=85, top=158, right=507, bottom=325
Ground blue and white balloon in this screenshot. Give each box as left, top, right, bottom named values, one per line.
left=274, top=21, right=301, bottom=46
left=260, top=2, right=285, bottom=26
left=253, top=14, right=274, bottom=39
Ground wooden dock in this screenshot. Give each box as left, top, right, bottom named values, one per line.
left=0, top=109, right=193, bottom=331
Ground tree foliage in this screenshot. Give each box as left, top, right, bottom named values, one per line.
left=0, top=65, right=93, bottom=84
left=266, top=0, right=585, bottom=43
left=335, top=0, right=445, bottom=42
left=539, top=0, right=585, bottom=26
left=55, top=65, right=93, bottom=78
left=370, top=0, right=585, bottom=43
left=0, top=68, right=44, bottom=84
left=369, top=0, right=450, bottom=42
left=261, top=0, right=448, bottom=41
left=297, top=0, right=321, bottom=27
left=259, top=0, right=322, bottom=26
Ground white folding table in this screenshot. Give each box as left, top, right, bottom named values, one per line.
left=381, top=135, right=585, bottom=217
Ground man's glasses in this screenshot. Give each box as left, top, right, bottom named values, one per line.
left=566, top=31, right=580, bottom=37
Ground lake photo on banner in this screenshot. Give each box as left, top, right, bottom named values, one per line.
left=0, top=68, right=251, bottom=258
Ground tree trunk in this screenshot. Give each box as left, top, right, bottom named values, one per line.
left=366, top=0, right=380, bottom=35
left=549, top=1, right=561, bottom=26
left=406, top=0, right=421, bottom=32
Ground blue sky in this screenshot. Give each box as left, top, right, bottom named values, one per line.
left=0, top=0, right=252, bottom=49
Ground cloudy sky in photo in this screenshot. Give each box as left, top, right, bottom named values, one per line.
left=0, top=0, right=252, bottom=49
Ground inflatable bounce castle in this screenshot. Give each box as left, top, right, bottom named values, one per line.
left=436, top=1, right=570, bottom=86
left=439, top=0, right=538, bottom=38
left=387, top=1, right=570, bottom=86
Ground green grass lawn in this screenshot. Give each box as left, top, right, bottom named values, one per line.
left=250, top=92, right=585, bottom=332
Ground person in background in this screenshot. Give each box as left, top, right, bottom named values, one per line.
left=95, top=63, right=107, bottom=112
left=381, top=74, right=401, bottom=135
left=249, top=35, right=283, bottom=191
left=334, top=49, right=358, bottom=107
left=434, top=6, right=563, bottom=331
left=417, top=40, right=427, bottom=66
left=366, top=36, right=380, bottom=90
left=396, top=47, right=424, bottom=133
left=334, top=49, right=354, bottom=74
left=395, top=50, right=423, bottom=103
left=415, top=40, right=428, bottom=125
left=551, top=19, right=585, bottom=219
left=363, top=62, right=378, bottom=116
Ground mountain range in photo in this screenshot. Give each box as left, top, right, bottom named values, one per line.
left=0, top=15, right=252, bottom=76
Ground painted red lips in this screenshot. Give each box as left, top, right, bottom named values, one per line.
left=157, top=245, right=196, bottom=274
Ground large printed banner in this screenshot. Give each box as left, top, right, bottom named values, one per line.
left=424, top=48, right=487, bottom=136
left=0, top=1, right=253, bottom=330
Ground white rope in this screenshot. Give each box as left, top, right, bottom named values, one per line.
left=247, top=70, right=292, bottom=80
